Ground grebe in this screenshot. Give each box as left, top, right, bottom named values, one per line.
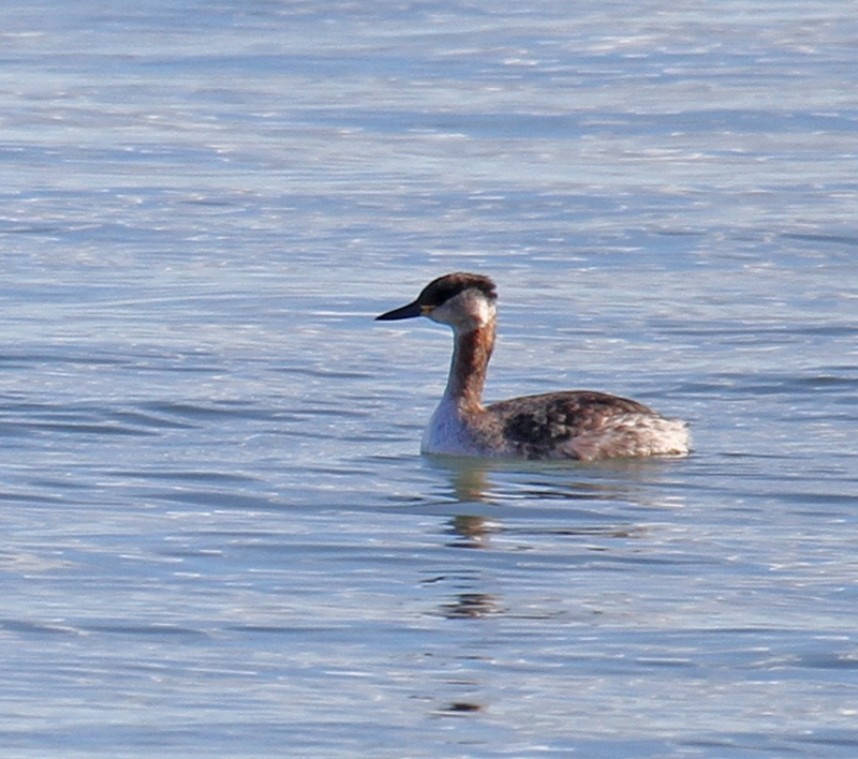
left=376, top=272, right=690, bottom=461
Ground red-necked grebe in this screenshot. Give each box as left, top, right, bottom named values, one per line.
left=376, top=272, right=690, bottom=461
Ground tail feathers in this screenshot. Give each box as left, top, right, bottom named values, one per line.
left=568, top=414, right=690, bottom=461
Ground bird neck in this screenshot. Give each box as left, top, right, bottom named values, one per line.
left=444, top=320, right=496, bottom=411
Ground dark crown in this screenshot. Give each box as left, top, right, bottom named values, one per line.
left=419, top=272, right=497, bottom=308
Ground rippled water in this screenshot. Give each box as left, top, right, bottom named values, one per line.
left=2, top=1, right=857, bottom=757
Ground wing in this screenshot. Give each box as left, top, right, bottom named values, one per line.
left=485, top=391, right=658, bottom=459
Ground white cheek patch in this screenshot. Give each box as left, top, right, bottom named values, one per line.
left=469, top=295, right=492, bottom=326
left=429, top=290, right=494, bottom=330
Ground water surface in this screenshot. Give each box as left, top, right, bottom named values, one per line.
left=1, top=1, right=857, bottom=757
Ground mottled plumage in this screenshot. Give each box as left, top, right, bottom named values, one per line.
left=376, top=272, right=690, bottom=461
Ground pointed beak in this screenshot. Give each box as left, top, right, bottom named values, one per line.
left=375, top=299, right=425, bottom=321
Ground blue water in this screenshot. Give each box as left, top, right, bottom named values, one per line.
left=2, top=2, right=857, bottom=757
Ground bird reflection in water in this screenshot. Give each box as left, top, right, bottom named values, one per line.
left=419, top=454, right=683, bottom=721
left=446, top=514, right=500, bottom=549
left=440, top=592, right=503, bottom=619
left=436, top=701, right=484, bottom=717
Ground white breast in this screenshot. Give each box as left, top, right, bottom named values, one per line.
left=421, top=398, right=483, bottom=456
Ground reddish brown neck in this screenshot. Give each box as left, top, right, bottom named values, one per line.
left=444, top=322, right=496, bottom=411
